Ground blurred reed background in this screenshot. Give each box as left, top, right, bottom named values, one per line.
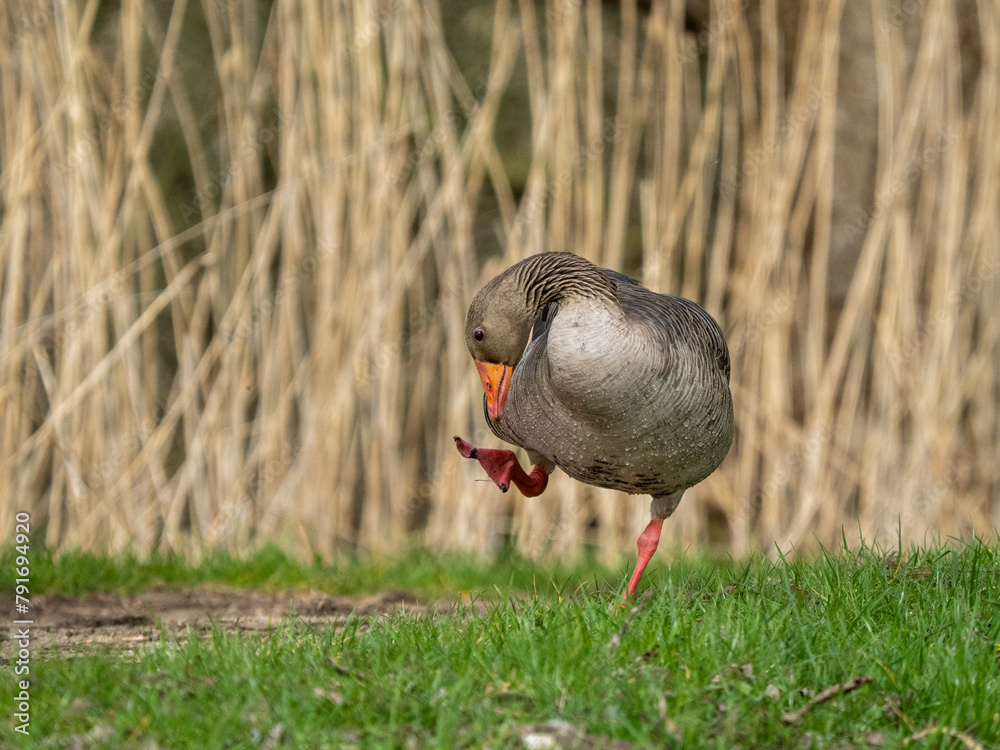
left=0, top=0, right=997, bottom=562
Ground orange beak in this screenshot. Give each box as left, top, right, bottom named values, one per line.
left=475, top=360, right=513, bottom=421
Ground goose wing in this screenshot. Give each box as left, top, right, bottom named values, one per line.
left=603, top=271, right=730, bottom=383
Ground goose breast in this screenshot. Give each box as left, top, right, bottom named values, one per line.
left=497, top=290, right=733, bottom=496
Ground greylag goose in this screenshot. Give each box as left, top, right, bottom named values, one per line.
left=454, top=252, right=734, bottom=600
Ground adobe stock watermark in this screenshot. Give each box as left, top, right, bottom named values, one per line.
left=11, top=511, right=33, bottom=737
left=353, top=277, right=464, bottom=389
left=840, top=126, right=959, bottom=244
left=412, top=424, right=551, bottom=550
left=9, top=269, right=151, bottom=387
left=677, top=0, right=749, bottom=64
left=206, top=0, right=258, bottom=15
left=201, top=424, right=498, bottom=546
left=55, top=63, right=168, bottom=178
left=511, top=115, right=628, bottom=234
left=546, top=0, right=584, bottom=25
left=389, top=53, right=520, bottom=190
left=386, top=111, right=461, bottom=187
left=202, top=440, right=300, bottom=545
left=740, top=419, right=840, bottom=528
left=414, top=431, right=491, bottom=506
left=887, top=254, right=1000, bottom=372
left=178, top=106, right=298, bottom=225
left=878, top=0, right=925, bottom=34
left=720, top=87, right=832, bottom=194
left=9, top=0, right=71, bottom=45
left=72, top=412, right=165, bottom=503
left=893, top=455, right=965, bottom=536
left=727, top=289, right=795, bottom=359
left=228, top=238, right=341, bottom=343
left=342, top=0, right=404, bottom=57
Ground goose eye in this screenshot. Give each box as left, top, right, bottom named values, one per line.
left=473, top=328, right=485, bottom=342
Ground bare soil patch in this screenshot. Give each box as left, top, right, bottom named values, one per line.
left=1, top=587, right=464, bottom=658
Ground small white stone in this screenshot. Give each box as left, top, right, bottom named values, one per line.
left=522, top=734, right=556, bottom=749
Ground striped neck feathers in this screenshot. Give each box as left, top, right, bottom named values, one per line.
left=465, top=252, right=620, bottom=368
left=509, top=252, right=619, bottom=318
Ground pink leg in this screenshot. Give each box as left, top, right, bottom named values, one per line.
left=623, top=519, right=664, bottom=602
left=454, top=436, right=549, bottom=497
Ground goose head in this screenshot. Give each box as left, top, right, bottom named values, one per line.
left=464, top=253, right=620, bottom=420
left=464, top=273, right=535, bottom=421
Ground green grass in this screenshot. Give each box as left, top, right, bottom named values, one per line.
left=2, top=540, right=999, bottom=748
left=2, top=543, right=613, bottom=598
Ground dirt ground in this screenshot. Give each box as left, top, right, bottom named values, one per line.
left=1, top=587, right=470, bottom=658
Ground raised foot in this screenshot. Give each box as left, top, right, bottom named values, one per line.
left=453, top=435, right=549, bottom=497
left=453, top=435, right=479, bottom=460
